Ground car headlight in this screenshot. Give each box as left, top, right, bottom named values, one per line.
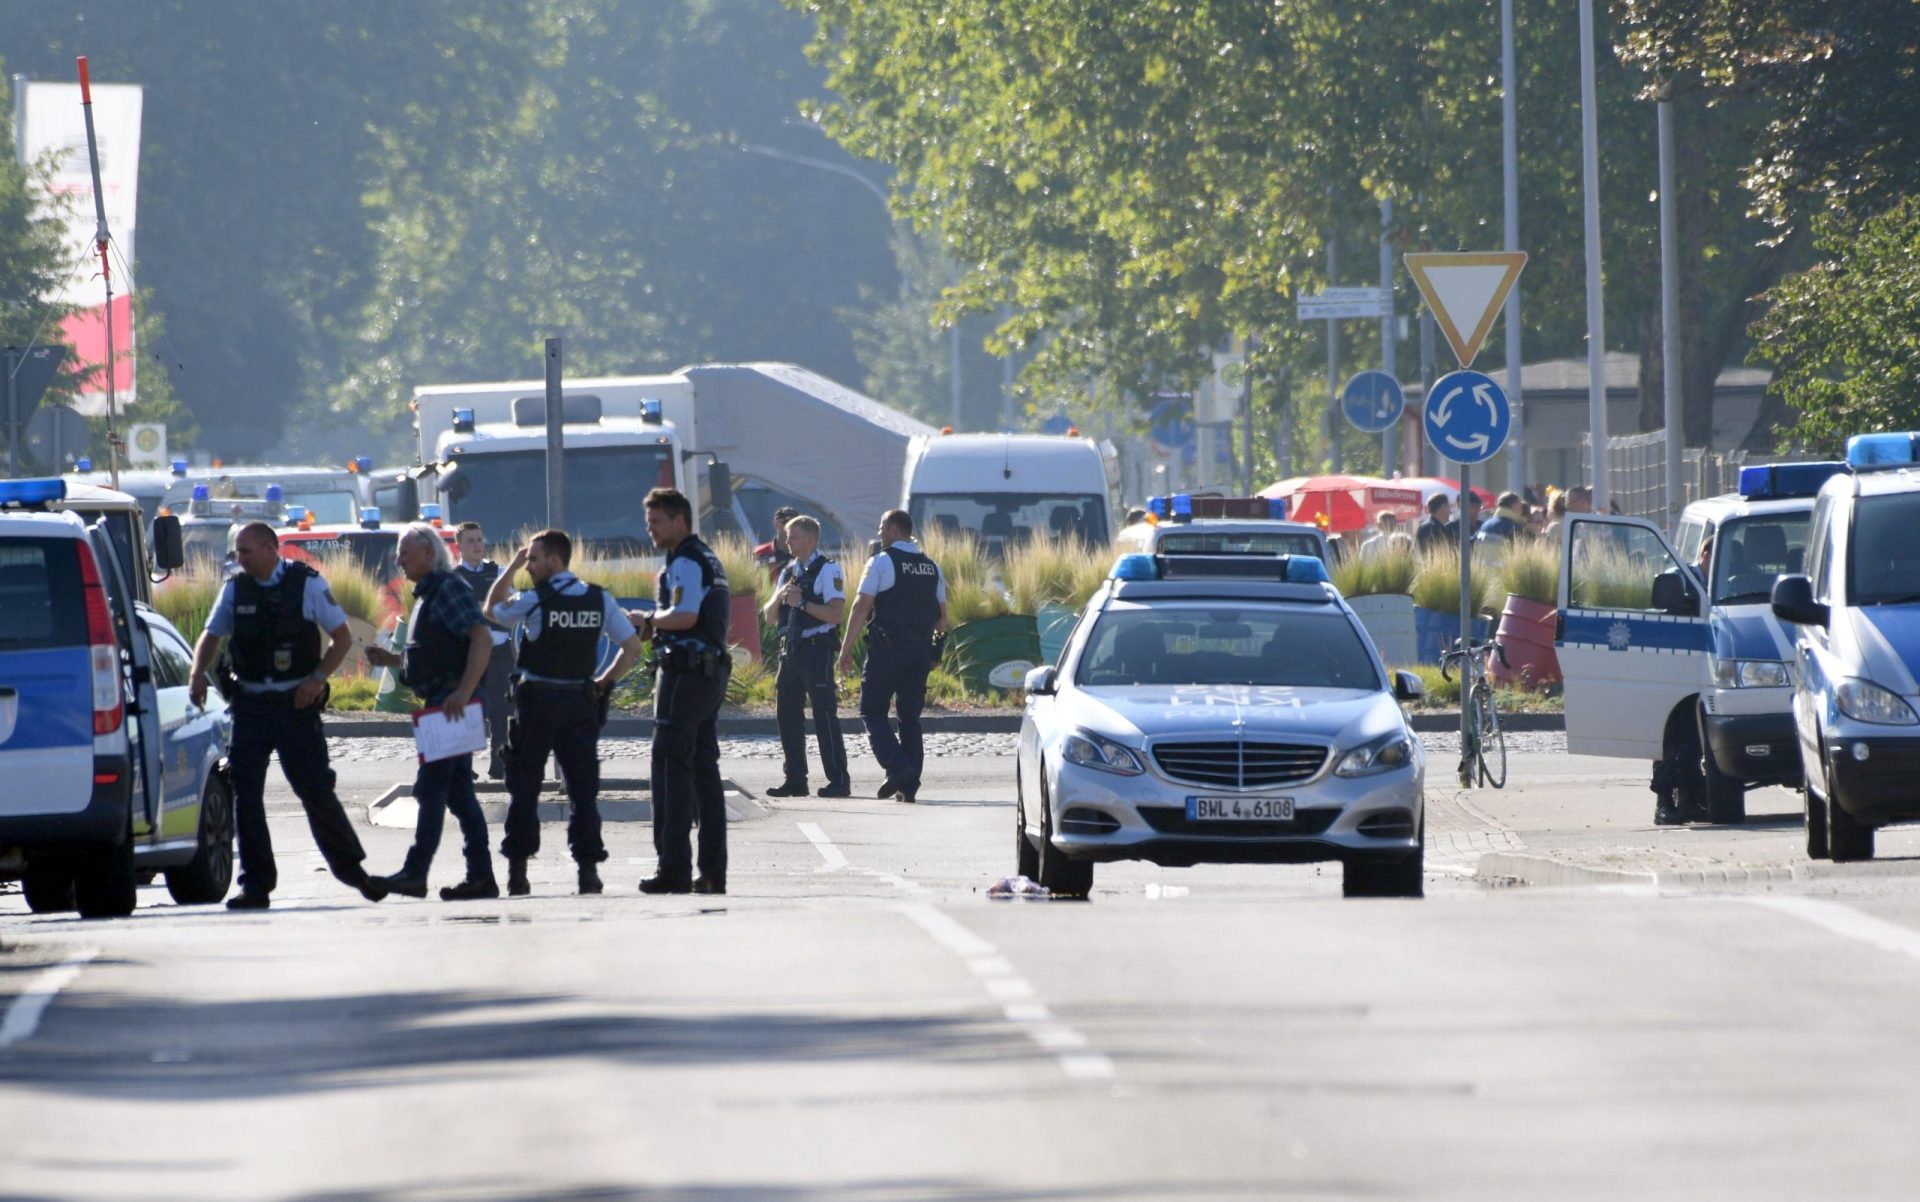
left=1710, top=657, right=1791, bottom=689
left=1835, top=678, right=1920, bottom=726
left=1061, top=729, right=1145, bottom=775
left=1334, top=733, right=1414, bottom=778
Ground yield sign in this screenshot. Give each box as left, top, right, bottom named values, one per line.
left=1403, top=252, right=1527, bottom=367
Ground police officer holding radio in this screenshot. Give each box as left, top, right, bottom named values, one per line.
left=763, top=514, right=850, bottom=799
left=453, top=520, right=514, bottom=779
left=839, top=508, right=948, bottom=805
left=189, top=521, right=386, bottom=909
left=628, top=488, right=733, bottom=895
left=485, top=528, right=644, bottom=896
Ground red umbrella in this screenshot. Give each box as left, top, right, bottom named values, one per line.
left=1401, top=475, right=1496, bottom=509
left=1273, top=474, right=1380, bottom=535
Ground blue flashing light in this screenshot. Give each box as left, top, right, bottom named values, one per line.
left=1146, top=496, right=1168, bottom=519
left=1172, top=492, right=1193, bottom=518
left=1739, top=461, right=1845, bottom=500
left=191, top=483, right=211, bottom=502
left=419, top=502, right=443, bottom=522
left=1110, top=553, right=1160, bottom=581
left=452, top=407, right=476, bottom=433
left=75, top=456, right=91, bottom=472
left=264, top=484, right=285, bottom=503
left=640, top=397, right=664, bottom=423
left=355, top=456, right=373, bottom=473
left=0, top=477, right=67, bottom=506
left=170, top=458, right=188, bottom=475
left=359, top=506, right=382, bottom=529
left=1847, top=433, right=1920, bottom=471
left=1266, top=496, right=1288, bottom=521
left=285, top=505, right=309, bottom=525
left=1283, top=555, right=1330, bottom=585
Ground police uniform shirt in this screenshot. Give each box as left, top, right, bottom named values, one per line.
left=491, top=570, right=638, bottom=683
left=780, top=552, right=846, bottom=638
left=857, top=539, right=948, bottom=602
left=204, top=559, right=351, bottom=694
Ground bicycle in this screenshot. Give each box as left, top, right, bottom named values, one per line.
left=1441, top=638, right=1509, bottom=789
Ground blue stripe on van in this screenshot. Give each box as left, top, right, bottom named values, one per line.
left=1561, top=610, right=1712, bottom=654
left=0, top=646, right=94, bottom=750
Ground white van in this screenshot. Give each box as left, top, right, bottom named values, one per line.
left=902, top=432, right=1116, bottom=553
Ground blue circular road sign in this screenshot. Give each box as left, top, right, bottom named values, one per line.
left=1149, top=397, right=1195, bottom=450
left=1422, top=370, right=1511, bottom=465
left=1340, top=370, right=1406, bottom=434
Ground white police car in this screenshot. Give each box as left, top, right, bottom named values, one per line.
left=1772, top=434, right=1920, bottom=861
left=1554, top=462, right=1841, bottom=825
left=0, top=478, right=233, bottom=918
left=1114, top=493, right=1331, bottom=563
left=1016, top=552, right=1427, bottom=898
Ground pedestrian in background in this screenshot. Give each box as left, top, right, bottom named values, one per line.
left=753, top=505, right=800, bottom=580
left=453, top=520, right=514, bottom=779
left=1360, top=510, right=1399, bottom=559
left=1477, top=491, right=1526, bottom=544
left=188, top=522, right=386, bottom=909
left=365, top=523, right=497, bottom=901
left=486, top=529, right=644, bottom=897
left=764, top=514, right=850, bottom=799
left=630, top=488, right=733, bottom=895
left=839, top=509, right=948, bottom=805
left=1415, top=494, right=1453, bottom=554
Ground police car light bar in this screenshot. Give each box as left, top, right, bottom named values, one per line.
left=1738, top=461, right=1846, bottom=499
left=359, top=506, right=382, bottom=529
left=285, top=505, right=309, bottom=526
left=640, top=398, right=664, bottom=424
left=170, top=458, right=188, bottom=475
left=265, top=484, right=285, bottom=503
left=452, top=408, right=476, bottom=433
left=1847, top=432, right=1920, bottom=471
left=0, top=477, right=67, bottom=506
left=191, top=483, right=211, bottom=502
left=1110, top=552, right=1331, bottom=585
left=420, top=502, right=443, bottom=525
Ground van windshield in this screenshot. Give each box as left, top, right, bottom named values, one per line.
left=910, top=492, right=1109, bottom=553
left=1849, top=493, right=1920, bottom=605
left=1710, top=513, right=1809, bottom=605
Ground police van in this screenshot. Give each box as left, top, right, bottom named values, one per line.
left=1555, top=462, right=1843, bottom=825
left=1772, top=434, right=1920, bottom=862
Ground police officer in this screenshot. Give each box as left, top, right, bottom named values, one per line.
left=839, top=509, right=948, bottom=805
left=453, top=520, right=513, bottom=779
left=188, top=521, right=385, bottom=909
left=484, top=528, right=645, bottom=896
left=762, top=514, right=850, bottom=798
left=364, top=523, right=498, bottom=900
left=628, top=487, right=732, bottom=895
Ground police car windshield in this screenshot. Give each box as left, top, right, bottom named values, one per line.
left=1155, top=530, right=1324, bottom=560
left=451, top=446, right=671, bottom=555
left=1711, top=513, right=1809, bottom=605
left=1849, top=493, right=1920, bottom=605
left=1075, top=605, right=1380, bottom=690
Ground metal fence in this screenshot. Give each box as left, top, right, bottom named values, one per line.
left=1579, top=430, right=1773, bottom=527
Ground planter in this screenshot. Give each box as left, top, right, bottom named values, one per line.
left=1036, top=602, right=1078, bottom=666
left=1414, top=606, right=1492, bottom=665
left=1488, top=593, right=1561, bottom=686
left=1346, top=593, right=1417, bottom=667
left=946, top=614, right=1043, bottom=694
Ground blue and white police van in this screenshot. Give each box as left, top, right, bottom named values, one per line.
left=1771, top=434, right=1920, bottom=862
left=1555, top=461, right=1844, bottom=825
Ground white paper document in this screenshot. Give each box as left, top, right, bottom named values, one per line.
left=412, top=702, right=488, bottom=764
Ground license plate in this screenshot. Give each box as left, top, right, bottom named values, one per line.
left=1187, top=796, right=1294, bottom=822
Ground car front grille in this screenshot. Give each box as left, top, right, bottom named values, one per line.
left=1150, top=740, right=1328, bottom=789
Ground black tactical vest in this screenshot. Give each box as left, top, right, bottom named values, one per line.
left=229, top=562, right=323, bottom=685
left=655, top=535, right=730, bottom=652
left=402, top=571, right=471, bottom=701
left=872, top=545, right=940, bottom=643
left=782, top=554, right=838, bottom=640
left=453, top=559, right=506, bottom=630
left=516, top=580, right=606, bottom=680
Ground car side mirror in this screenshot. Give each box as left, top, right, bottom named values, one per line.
left=1392, top=670, right=1424, bottom=702
left=1651, top=569, right=1698, bottom=617
left=151, top=513, right=184, bottom=571
left=390, top=476, right=420, bottom=522
left=1023, top=665, right=1058, bottom=696
left=1771, top=574, right=1829, bottom=629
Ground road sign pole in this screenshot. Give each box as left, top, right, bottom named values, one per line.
left=1326, top=237, right=1340, bottom=474
left=1379, top=198, right=1396, bottom=476
left=5, top=347, right=18, bottom=478
left=1578, top=0, right=1611, bottom=511
left=1659, top=98, right=1683, bottom=531
left=1459, top=461, right=1473, bottom=785
left=544, top=337, right=564, bottom=531
left=1502, top=0, right=1525, bottom=496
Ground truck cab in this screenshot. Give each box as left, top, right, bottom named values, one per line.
left=902, top=432, right=1117, bottom=555
left=1555, top=461, right=1843, bottom=826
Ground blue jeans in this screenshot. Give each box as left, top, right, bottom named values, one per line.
left=403, top=753, right=493, bottom=882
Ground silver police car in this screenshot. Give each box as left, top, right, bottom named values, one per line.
left=1016, top=553, right=1427, bottom=898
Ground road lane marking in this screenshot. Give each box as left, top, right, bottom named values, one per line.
left=1747, top=896, right=1920, bottom=964
left=796, top=821, right=849, bottom=871
left=0, top=947, right=99, bottom=1052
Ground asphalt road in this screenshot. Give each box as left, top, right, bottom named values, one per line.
left=9, top=736, right=1920, bottom=1200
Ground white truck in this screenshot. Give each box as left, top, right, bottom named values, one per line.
left=408, top=362, right=934, bottom=552
left=901, top=432, right=1118, bottom=553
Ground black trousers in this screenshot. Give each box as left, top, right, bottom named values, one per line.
left=859, top=640, right=931, bottom=791
left=479, top=638, right=515, bottom=774
left=776, top=634, right=848, bottom=788
left=227, top=692, right=368, bottom=896
left=650, top=665, right=728, bottom=881
left=499, top=680, right=605, bottom=864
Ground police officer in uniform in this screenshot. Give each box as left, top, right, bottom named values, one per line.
left=365, top=523, right=498, bottom=900
left=839, top=508, right=948, bottom=804
left=485, top=528, right=644, bottom=896
left=628, top=487, right=732, bottom=895
left=762, top=514, right=850, bottom=798
left=188, top=521, right=386, bottom=909
left=453, top=521, right=514, bottom=779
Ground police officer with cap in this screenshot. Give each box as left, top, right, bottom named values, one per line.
left=839, top=508, right=948, bottom=804
left=189, top=521, right=386, bottom=909
left=453, top=520, right=514, bottom=779
left=485, top=528, right=644, bottom=896
left=762, top=514, right=850, bottom=798
left=628, top=487, right=732, bottom=895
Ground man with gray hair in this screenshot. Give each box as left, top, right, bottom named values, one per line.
left=365, top=522, right=498, bottom=900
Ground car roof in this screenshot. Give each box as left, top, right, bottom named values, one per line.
left=1841, top=467, right=1920, bottom=498
left=0, top=509, right=88, bottom=538
left=1105, top=579, right=1343, bottom=607
left=1682, top=493, right=1816, bottom=521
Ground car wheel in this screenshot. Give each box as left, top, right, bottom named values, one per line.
left=73, top=830, right=138, bottom=919
left=1014, top=761, right=1040, bottom=880
left=22, top=873, right=75, bottom=914
left=1035, top=775, right=1093, bottom=899
left=1655, top=717, right=1707, bottom=823
left=1828, top=781, right=1876, bottom=863
left=1343, top=846, right=1425, bottom=899
left=1804, top=782, right=1831, bottom=860
left=1701, top=743, right=1746, bottom=825
left=166, top=770, right=236, bottom=905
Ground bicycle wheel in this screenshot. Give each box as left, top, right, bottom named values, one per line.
left=1471, top=681, right=1507, bottom=789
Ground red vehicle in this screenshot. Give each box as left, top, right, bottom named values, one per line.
left=278, top=522, right=460, bottom=624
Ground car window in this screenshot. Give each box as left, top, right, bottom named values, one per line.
left=1710, top=513, right=1809, bottom=605
left=1807, top=495, right=1834, bottom=600
left=1847, top=493, right=1920, bottom=605
left=1566, top=519, right=1687, bottom=612
left=0, top=538, right=87, bottom=651
left=1155, top=531, right=1325, bottom=560
left=145, top=623, right=192, bottom=688
left=1075, top=606, right=1380, bottom=689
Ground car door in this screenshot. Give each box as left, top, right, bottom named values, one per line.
left=1556, top=513, right=1711, bottom=759
left=91, top=525, right=165, bottom=841
left=142, top=619, right=206, bottom=841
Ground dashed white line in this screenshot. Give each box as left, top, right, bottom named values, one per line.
left=1746, top=896, right=1920, bottom=964
left=0, top=947, right=99, bottom=1052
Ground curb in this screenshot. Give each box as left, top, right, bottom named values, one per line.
left=1475, top=851, right=1807, bottom=890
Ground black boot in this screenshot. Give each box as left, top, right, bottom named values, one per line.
left=765, top=780, right=809, bottom=798
left=638, top=872, right=692, bottom=895
left=578, top=863, right=603, bottom=895
left=506, top=858, right=531, bottom=897
left=440, top=877, right=501, bottom=901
